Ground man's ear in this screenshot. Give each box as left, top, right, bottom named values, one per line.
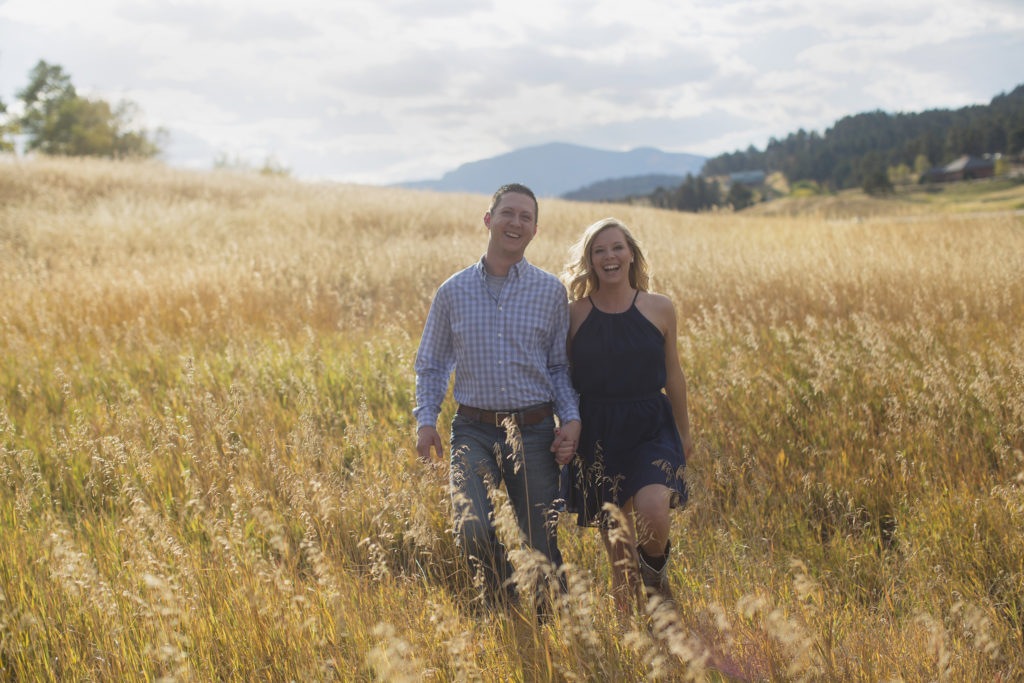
left=483, top=212, right=491, bottom=227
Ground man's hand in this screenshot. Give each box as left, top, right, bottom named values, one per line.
left=416, top=425, right=444, bottom=464
left=551, top=419, right=581, bottom=466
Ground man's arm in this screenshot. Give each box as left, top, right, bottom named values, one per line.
left=414, top=288, right=455, bottom=462
left=546, top=287, right=579, bottom=423
left=547, top=286, right=580, bottom=462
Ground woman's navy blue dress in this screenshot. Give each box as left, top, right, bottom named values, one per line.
left=564, top=292, right=688, bottom=527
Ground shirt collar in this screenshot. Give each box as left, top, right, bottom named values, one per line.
left=476, top=256, right=528, bottom=280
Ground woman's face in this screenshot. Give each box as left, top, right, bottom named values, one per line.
left=590, top=227, right=632, bottom=287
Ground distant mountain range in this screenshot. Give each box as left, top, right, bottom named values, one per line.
left=397, top=142, right=706, bottom=198
left=561, top=174, right=692, bottom=202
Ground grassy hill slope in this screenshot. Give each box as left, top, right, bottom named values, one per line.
left=1, top=156, right=1022, bottom=680
left=742, top=176, right=1024, bottom=219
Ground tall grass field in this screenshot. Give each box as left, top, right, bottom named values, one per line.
left=1, top=156, right=1022, bottom=680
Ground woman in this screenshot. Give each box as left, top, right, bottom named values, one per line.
left=559, top=217, right=693, bottom=615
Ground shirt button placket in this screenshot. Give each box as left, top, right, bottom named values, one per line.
left=497, top=299, right=506, bottom=399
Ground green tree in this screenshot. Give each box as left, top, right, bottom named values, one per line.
left=0, top=97, right=18, bottom=152
left=17, top=59, right=162, bottom=158
left=913, top=153, right=931, bottom=177
left=726, top=182, right=753, bottom=210
left=1011, top=127, right=1024, bottom=155
left=862, top=169, right=894, bottom=196
left=17, top=60, right=76, bottom=145
left=887, top=163, right=912, bottom=186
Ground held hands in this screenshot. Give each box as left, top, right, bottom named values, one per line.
left=551, top=419, right=581, bottom=466
left=419, top=421, right=580, bottom=465
left=416, top=425, right=444, bottom=465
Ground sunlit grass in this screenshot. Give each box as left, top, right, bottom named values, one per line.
left=1, top=155, right=1022, bottom=680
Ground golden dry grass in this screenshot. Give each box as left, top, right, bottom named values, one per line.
left=1, top=154, right=1023, bottom=681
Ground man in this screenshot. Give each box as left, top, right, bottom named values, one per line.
left=414, top=183, right=581, bottom=609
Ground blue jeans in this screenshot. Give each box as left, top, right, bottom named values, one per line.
left=449, top=413, right=563, bottom=601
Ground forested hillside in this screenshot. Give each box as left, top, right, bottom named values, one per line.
left=703, top=83, right=1024, bottom=190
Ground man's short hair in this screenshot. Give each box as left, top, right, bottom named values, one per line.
left=489, top=183, right=538, bottom=222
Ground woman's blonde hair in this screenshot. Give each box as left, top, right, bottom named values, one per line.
left=562, top=217, right=650, bottom=301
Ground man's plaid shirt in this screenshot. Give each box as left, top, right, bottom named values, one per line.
left=414, top=257, right=580, bottom=429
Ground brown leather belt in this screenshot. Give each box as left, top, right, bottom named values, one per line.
left=457, top=403, right=553, bottom=427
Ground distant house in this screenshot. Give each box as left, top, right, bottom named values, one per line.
left=728, top=170, right=766, bottom=185
left=925, top=155, right=995, bottom=183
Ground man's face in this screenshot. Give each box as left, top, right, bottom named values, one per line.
left=484, top=192, right=537, bottom=256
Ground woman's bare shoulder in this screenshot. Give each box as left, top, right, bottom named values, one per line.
left=569, top=297, right=593, bottom=314
left=637, top=291, right=676, bottom=333
left=638, top=291, right=675, bottom=314
left=569, top=298, right=593, bottom=334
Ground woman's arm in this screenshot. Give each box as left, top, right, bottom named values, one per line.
left=659, top=296, right=694, bottom=459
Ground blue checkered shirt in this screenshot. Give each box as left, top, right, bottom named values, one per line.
left=414, top=257, right=580, bottom=429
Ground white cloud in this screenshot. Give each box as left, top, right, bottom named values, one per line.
left=1, top=0, right=1022, bottom=183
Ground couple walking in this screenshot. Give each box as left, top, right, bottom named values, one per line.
left=414, top=183, right=693, bottom=617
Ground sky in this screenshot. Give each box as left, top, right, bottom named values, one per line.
left=1, top=0, right=1022, bottom=185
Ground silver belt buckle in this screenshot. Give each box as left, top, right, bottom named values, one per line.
left=494, top=411, right=518, bottom=427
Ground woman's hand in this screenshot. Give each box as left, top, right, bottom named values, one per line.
left=681, top=432, right=694, bottom=462
left=552, top=420, right=580, bottom=465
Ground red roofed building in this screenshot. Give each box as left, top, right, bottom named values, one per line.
left=925, top=155, right=996, bottom=183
